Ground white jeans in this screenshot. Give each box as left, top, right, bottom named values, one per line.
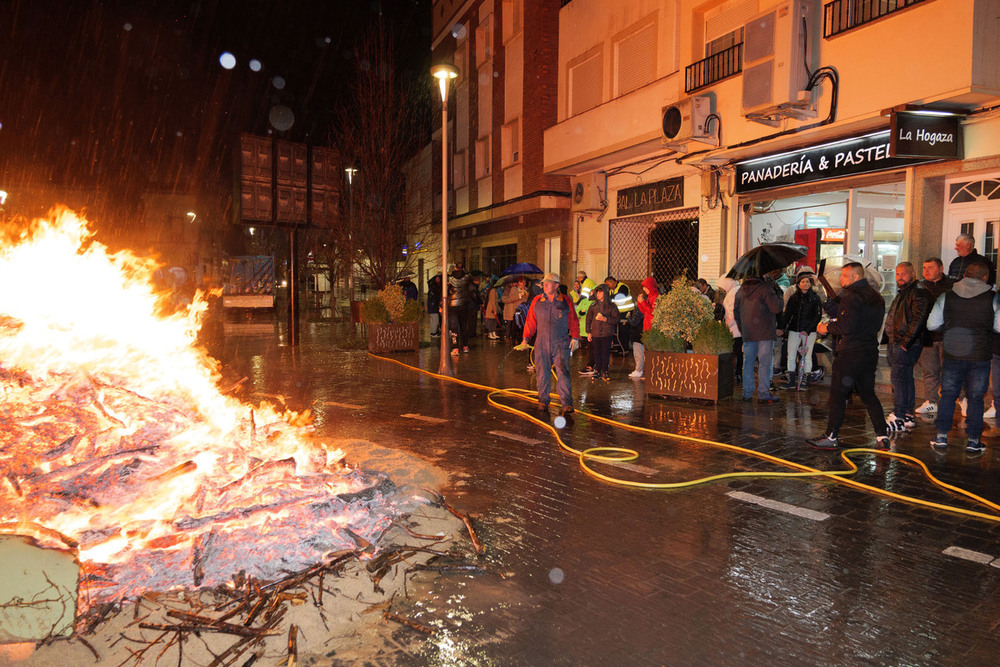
left=786, top=330, right=817, bottom=374
left=633, top=341, right=645, bottom=372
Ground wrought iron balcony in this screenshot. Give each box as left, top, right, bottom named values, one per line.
left=824, top=0, right=928, bottom=38
left=684, top=43, right=742, bottom=94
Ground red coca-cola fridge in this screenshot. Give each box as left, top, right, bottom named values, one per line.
left=794, top=228, right=846, bottom=270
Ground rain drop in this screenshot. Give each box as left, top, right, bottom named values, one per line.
left=123, top=22, right=132, bottom=32
left=272, top=76, right=286, bottom=90
left=553, top=415, right=566, bottom=429
left=452, top=23, right=467, bottom=40
left=548, top=567, right=565, bottom=584
left=249, top=59, right=262, bottom=72
left=269, top=105, right=294, bottom=131
left=219, top=52, right=237, bottom=70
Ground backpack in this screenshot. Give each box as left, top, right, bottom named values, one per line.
left=513, top=301, right=531, bottom=330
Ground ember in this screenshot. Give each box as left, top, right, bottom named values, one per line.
left=0, top=209, right=400, bottom=617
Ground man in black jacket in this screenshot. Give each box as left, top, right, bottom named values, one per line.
left=915, top=258, right=954, bottom=414
left=948, top=233, right=995, bottom=285
left=927, top=261, right=999, bottom=454
left=884, top=262, right=932, bottom=432
left=809, top=262, right=889, bottom=450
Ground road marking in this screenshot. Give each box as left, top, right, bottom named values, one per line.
left=401, top=413, right=448, bottom=424
left=489, top=430, right=544, bottom=445
left=321, top=401, right=363, bottom=410
left=943, top=546, right=995, bottom=564
left=727, top=491, right=830, bottom=521
left=606, top=461, right=659, bottom=477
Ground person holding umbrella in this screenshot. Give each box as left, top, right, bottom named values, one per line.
left=734, top=270, right=783, bottom=402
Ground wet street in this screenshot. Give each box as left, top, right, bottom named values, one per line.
left=207, top=321, right=1000, bottom=666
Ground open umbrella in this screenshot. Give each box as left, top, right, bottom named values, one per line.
left=500, top=261, right=544, bottom=276
left=818, top=254, right=883, bottom=296
left=726, top=243, right=808, bottom=280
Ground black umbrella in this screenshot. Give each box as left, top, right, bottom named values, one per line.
left=726, top=243, right=808, bottom=280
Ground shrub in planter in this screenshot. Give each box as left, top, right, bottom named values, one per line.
left=361, top=285, right=421, bottom=324
left=650, top=277, right=715, bottom=347
left=642, top=328, right=684, bottom=353
left=692, top=319, right=734, bottom=355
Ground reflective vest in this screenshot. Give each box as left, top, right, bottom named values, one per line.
left=613, top=292, right=635, bottom=313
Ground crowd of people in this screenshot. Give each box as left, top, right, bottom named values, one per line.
left=718, top=232, right=999, bottom=454
left=409, top=232, right=999, bottom=453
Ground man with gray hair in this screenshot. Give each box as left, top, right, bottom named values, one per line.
left=948, top=233, right=995, bottom=285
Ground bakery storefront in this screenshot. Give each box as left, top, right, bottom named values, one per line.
left=732, top=113, right=963, bottom=299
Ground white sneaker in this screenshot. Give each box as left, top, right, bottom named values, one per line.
left=915, top=400, right=937, bottom=414
left=986, top=405, right=997, bottom=419
left=628, top=369, right=643, bottom=378
left=959, top=398, right=968, bottom=417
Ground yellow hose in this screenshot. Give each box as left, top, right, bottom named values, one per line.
left=368, top=352, right=1000, bottom=524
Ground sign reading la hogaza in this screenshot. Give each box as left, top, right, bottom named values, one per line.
left=617, top=177, right=684, bottom=215
left=734, top=130, right=940, bottom=193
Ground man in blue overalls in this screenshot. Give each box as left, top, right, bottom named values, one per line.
left=517, top=273, right=580, bottom=416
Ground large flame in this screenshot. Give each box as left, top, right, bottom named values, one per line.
left=0, top=208, right=394, bottom=609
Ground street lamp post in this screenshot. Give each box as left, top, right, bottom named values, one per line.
left=345, top=167, right=357, bottom=329
left=431, top=62, right=459, bottom=376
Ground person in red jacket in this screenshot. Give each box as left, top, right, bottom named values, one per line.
left=517, top=273, right=580, bottom=416
left=630, top=276, right=659, bottom=379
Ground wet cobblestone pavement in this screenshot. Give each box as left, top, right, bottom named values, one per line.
left=207, top=322, right=1000, bottom=666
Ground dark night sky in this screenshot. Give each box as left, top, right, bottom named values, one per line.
left=0, top=0, right=431, bottom=215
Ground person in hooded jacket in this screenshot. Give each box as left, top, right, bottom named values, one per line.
left=781, top=273, right=823, bottom=389
left=926, top=261, right=1000, bottom=454
left=630, top=276, right=659, bottom=379
left=586, top=284, right=620, bottom=380
left=735, top=271, right=783, bottom=402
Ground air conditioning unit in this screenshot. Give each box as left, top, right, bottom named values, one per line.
left=570, top=173, right=605, bottom=213
left=741, top=0, right=815, bottom=123
left=661, top=96, right=716, bottom=151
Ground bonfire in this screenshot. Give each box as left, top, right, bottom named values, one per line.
left=0, top=208, right=401, bottom=621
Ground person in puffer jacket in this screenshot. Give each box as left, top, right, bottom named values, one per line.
left=586, top=284, right=620, bottom=380
left=781, top=273, right=823, bottom=389
left=630, top=276, right=659, bottom=379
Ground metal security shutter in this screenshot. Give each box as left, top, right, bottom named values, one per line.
left=609, top=207, right=700, bottom=285
left=570, top=52, right=602, bottom=116
left=615, top=23, right=656, bottom=96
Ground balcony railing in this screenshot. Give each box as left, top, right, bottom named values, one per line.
left=684, top=43, right=742, bottom=94
left=824, top=0, right=928, bottom=38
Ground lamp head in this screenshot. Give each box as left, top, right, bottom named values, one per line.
left=430, top=63, right=460, bottom=102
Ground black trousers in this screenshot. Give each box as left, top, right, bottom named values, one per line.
left=592, top=336, right=612, bottom=374
left=825, top=346, right=886, bottom=438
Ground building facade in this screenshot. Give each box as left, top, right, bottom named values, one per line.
left=432, top=0, right=571, bottom=281
left=544, top=0, right=1000, bottom=295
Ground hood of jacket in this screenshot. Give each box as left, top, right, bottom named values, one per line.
left=641, top=276, right=659, bottom=296
left=716, top=276, right=738, bottom=293
left=591, top=283, right=610, bottom=300
left=952, top=276, right=992, bottom=298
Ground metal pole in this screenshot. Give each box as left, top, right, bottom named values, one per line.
left=438, top=81, right=453, bottom=376
left=289, top=227, right=299, bottom=346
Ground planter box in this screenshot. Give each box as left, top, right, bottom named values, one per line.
left=644, top=351, right=733, bottom=403
left=367, top=322, right=419, bottom=353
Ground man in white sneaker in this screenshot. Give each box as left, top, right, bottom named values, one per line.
left=884, top=262, right=932, bottom=433
left=916, top=257, right=953, bottom=415
left=927, top=261, right=1000, bottom=455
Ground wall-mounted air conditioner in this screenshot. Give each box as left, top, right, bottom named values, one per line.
left=661, top=96, right=716, bottom=151
left=741, top=0, right=815, bottom=123
left=570, top=173, right=605, bottom=213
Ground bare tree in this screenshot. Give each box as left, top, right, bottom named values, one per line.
left=332, top=24, right=432, bottom=292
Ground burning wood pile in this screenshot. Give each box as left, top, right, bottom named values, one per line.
left=0, top=210, right=403, bottom=628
